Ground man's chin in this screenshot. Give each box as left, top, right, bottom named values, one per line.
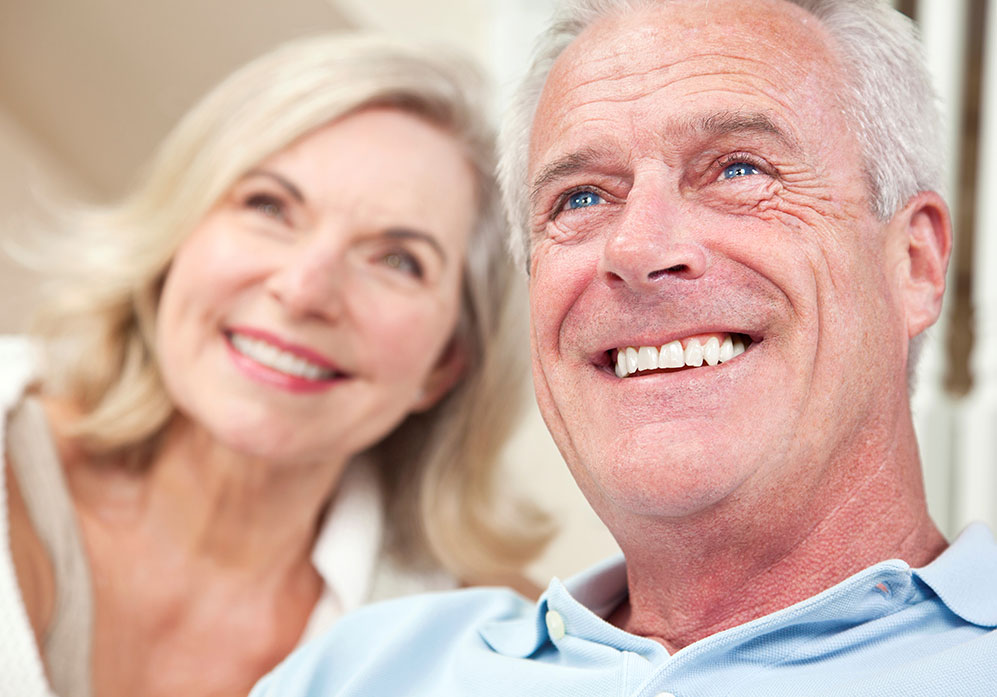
left=563, top=422, right=763, bottom=522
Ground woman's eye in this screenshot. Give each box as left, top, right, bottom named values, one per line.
left=564, top=190, right=605, bottom=211
left=245, top=193, right=287, bottom=221
left=382, top=250, right=423, bottom=279
left=720, top=162, right=761, bottom=180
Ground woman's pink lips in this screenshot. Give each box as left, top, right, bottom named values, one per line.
left=223, top=327, right=346, bottom=394
left=226, top=326, right=341, bottom=371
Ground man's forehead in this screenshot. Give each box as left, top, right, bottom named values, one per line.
left=557, top=0, right=822, bottom=59
left=529, top=0, right=839, bottom=168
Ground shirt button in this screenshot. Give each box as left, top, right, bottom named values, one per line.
left=545, top=609, right=566, bottom=640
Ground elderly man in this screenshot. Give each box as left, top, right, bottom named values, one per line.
left=251, top=1, right=996, bottom=694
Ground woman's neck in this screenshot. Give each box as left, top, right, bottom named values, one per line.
left=58, top=408, right=349, bottom=581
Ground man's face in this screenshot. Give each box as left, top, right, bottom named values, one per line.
left=527, top=0, right=914, bottom=525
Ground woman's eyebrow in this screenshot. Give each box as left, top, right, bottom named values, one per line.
left=243, top=168, right=306, bottom=203
left=383, top=228, right=448, bottom=264
left=236, top=172, right=450, bottom=264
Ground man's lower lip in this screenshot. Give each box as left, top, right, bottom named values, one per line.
left=612, top=365, right=706, bottom=377
left=225, top=341, right=341, bottom=393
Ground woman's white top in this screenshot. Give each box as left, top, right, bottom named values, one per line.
left=0, top=336, right=454, bottom=697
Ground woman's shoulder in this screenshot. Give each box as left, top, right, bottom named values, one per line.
left=0, top=335, right=60, bottom=655
left=4, top=455, right=56, bottom=643
left=0, top=458, right=56, bottom=695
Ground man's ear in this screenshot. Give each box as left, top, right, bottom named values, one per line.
left=412, top=337, right=468, bottom=413
left=891, top=190, right=952, bottom=339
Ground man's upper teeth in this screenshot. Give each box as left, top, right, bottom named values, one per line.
left=230, top=333, right=333, bottom=380
left=614, top=333, right=746, bottom=378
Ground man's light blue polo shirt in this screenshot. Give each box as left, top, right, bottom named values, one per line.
left=251, top=523, right=997, bottom=696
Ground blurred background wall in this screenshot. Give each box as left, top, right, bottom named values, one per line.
left=0, top=0, right=993, bottom=585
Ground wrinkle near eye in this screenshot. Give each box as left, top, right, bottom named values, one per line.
left=697, top=176, right=783, bottom=217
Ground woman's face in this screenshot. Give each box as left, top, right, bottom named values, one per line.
left=155, top=108, right=476, bottom=466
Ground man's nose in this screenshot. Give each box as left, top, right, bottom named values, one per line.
left=598, top=188, right=708, bottom=290
left=265, top=240, right=346, bottom=321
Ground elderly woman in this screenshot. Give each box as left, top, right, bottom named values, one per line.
left=0, top=34, right=548, bottom=697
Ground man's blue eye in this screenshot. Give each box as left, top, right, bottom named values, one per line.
left=721, top=162, right=760, bottom=179
left=565, top=190, right=604, bottom=210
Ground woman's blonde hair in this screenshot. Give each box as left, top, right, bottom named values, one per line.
left=29, top=33, right=550, bottom=584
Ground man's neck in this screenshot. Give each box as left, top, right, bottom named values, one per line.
left=604, top=432, right=947, bottom=653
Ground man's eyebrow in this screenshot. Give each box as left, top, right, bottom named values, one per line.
left=530, top=145, right=618, bottom=207
left=692, top=110, right=800, bottom=151
left=243, top=168, right=306, bottom=203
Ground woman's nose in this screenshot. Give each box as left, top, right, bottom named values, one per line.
left=265, top=242, right=346, bottom=321
left=598, top=188, right=708, bottom=291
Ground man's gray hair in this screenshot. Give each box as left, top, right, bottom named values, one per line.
left=498, top=0, right=945, bottom=270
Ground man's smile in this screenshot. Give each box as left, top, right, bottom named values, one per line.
left=610, top=332, right=754, bottom=378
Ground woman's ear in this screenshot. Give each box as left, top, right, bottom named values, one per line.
left=412, top=337, right=468, bottom=413
left=891, top=190, right=952, bottom=339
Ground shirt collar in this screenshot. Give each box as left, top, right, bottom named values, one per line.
left=480, top=523, right=997, bottom=658
left=310, top=459, right=384, bottom=615
left=913, top=522, right=997, bottom=627
left=480, top=554, right=661, bottom=660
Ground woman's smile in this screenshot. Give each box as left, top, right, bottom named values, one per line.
left=224, top=327, right=346, bottom=392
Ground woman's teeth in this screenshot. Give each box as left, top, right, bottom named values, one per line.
left=614, top=333, right=748, bottom=378
left=230, top=333, right=335, bottom=381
